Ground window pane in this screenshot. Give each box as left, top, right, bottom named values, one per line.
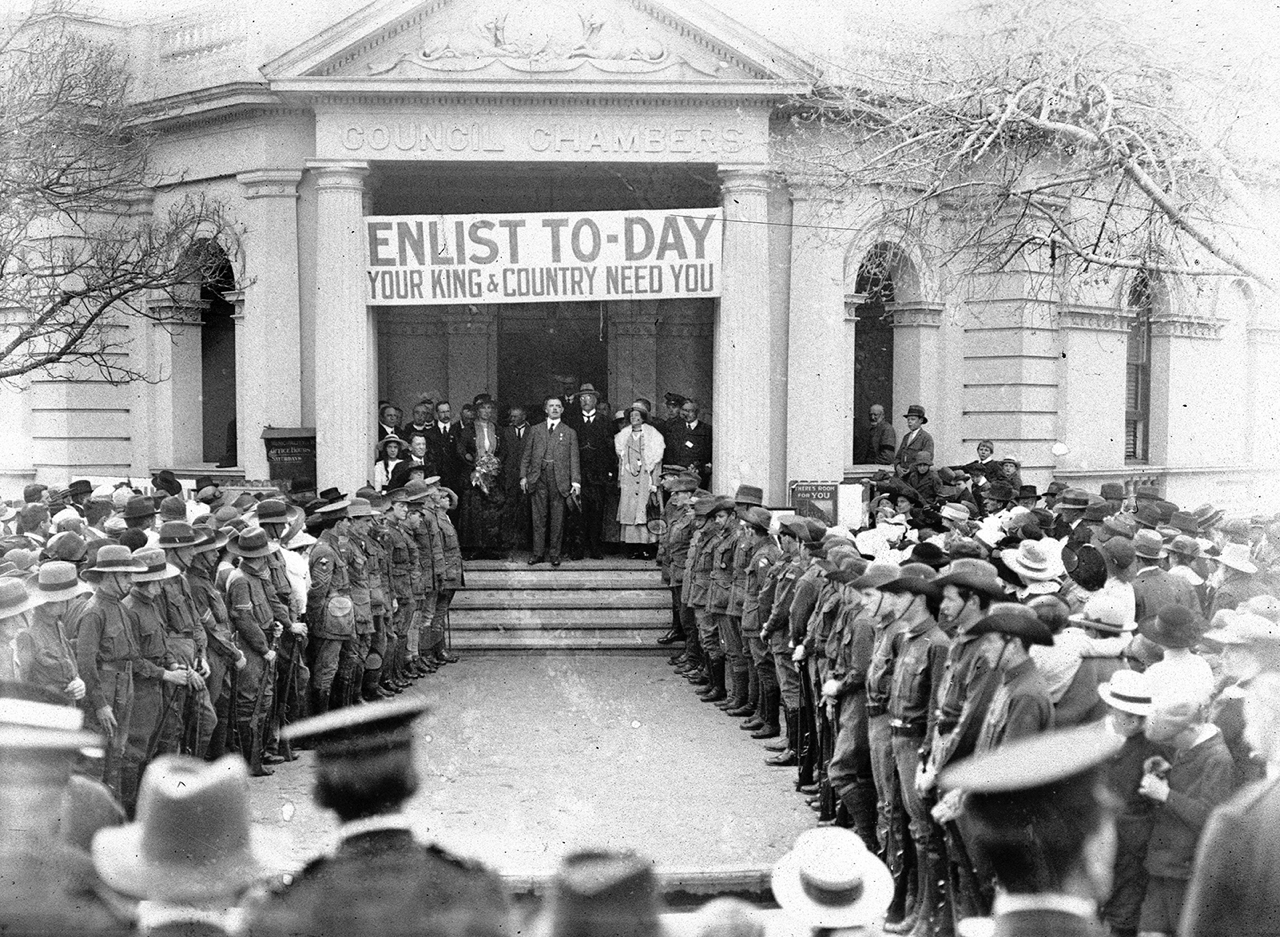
left=1125, top=418, right=1138, bottom=459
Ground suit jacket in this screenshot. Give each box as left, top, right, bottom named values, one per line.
left=664, top=419, right=712, bottom=470
left=250, top=827, right=509, bottom=937
left=566, top=410, right=616, bottom=486
left=424, top=422, right=462, bottom=485
left=895, top=426, right=935, bottom=471
left=500, top=424, right=530, bottom=489
left=519, top=421, right=581, bottom=495
left=1132, top=565, right=1200, bottom=625
left=1181, top=776, right=1280, bottom=937
left=865, top=421, right=897, bottom=464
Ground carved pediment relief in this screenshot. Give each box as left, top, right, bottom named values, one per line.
left=298, top=0, right=782, bottom=83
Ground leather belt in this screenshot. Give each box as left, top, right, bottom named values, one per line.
left=890, top=719, right=926, bottom=735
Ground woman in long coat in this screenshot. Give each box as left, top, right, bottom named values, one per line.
left=614, top=402, right=665, bottom=558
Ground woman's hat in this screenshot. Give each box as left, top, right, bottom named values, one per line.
left=1139, top=605, right=1206, bottom=650
left=902, top=404, right=928, bottom=424
left=0, top=579, right=36, bottom=620
left=227, top=527, right=273, bottom=559
left=91, top=754, right=283, bottom=902
left=32, top=561, right=90, bottom=604
left=771, top=827, right=894, bottom=928
left=940, top=503, right=971, bottom=523
left=1211, top=542, right=1258, bottom=575
left=1001, top=540, right=1063, bottom=582
left=131, top=548, right=179, bottom=583
left=1097, top=670, right=1154, bottom=716
left=376, top=435, right=406, bottom=453
left=627, top=399, right=650, bottom=415
left=86, top=544, right=148, bottom=576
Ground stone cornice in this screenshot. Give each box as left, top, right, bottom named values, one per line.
left=718, top=166, right=773, bottom=195
left=1058, top=306, right=1134, bottom=333
left=1150, top=316, right=1222, bottom=340
left=237, top=169, right=304, bottom=199
left=1246, top=323, right=1280, bottom=345
left=146, top=300, right=208, bottom=326
left=273, top=79, right=807, bottom=104
left=889, top=302, right=943, bottom=329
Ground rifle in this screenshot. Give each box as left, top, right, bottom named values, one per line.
left=275, top=631, right=301, bottom=762
left=246, top=634, right=279, bottom=769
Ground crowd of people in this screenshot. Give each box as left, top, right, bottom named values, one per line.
left=371, top=387, right=712, bottom=563
left=651, top=405, right=1280, bottom=937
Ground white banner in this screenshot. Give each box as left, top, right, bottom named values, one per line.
left=364, top=208, right=722, bottom=306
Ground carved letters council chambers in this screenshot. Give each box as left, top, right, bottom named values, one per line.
left=340, top=121, right=746, bottom=157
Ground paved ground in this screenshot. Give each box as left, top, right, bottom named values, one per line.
left=249, top=654, right=812, bottom=890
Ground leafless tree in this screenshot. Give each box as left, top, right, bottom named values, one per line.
left=0, top=5, right=239, bottom=384
left=782, top=0, right=1280, bottom=296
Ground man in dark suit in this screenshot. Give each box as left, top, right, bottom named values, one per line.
left=894, top=404, right=935, bottom=474
left=564, top=383, right=613, bottom=560
left=519, top=396, right=581, bottom=567
left=424, top=401, right=464, bottom=504
left=375, top=402, right=402, bottom=451
left=862, top=403, right=897, bottom=464
left=500, top=406, right=532, bottom=551
left=663, top=398, right=712, bottom=489
left=400, top=399, right=434, bottom=442
left=252, top=698, right=510, bottom=937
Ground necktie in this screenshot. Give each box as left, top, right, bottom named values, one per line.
left=587, top=415, right=593, bottom=424
left=687, top=422, right=694, bottom=430
left=549, top=421, right=558, bottom=431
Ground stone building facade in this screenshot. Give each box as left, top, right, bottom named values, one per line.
left=2, top=0, right=1276, bottom=510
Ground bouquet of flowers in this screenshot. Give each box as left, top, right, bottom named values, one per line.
left=471, top=452, right=501, bottom=496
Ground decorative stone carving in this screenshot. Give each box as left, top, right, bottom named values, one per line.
left=1246, top=324, right=1280, bottom=346
left=1058, top=306, right=1133, bottom=333
left=146, top=300, right=207, bottom=327
left=1150, top=316, right=1223, bottom=340
left=371, top=0, right=694, bottom=76
left=889, top=302, right=943, bottom=329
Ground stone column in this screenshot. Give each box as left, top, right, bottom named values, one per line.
left=145, top=300, right=206, bottom=468
left=843, top=291, right=866, bottom=468
left=1148, top=315, right=1224, bottom=466
left=235, top=169, right=304, bottom=481
left=307, top=160, right=370, bottom=492
left=786, top=180, right=847, bottom=484
left=608, top=300, right=657, bottom=408
left=442, top=307, right=498, bottom=406
left=890, top=302, right=944, bottom=429
left=716, top=167, right=774, bottom=496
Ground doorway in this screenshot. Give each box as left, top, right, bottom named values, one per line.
left=497, top=303, right=609, bottom=414
left=851, top=245, right=897, bottom=462
left=198, top=242, right=238, bottom=466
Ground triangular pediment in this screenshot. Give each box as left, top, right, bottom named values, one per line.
left=264, top=0, right=813, bottom=92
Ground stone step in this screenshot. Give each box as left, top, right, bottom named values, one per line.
left=466, top=558, right=658, bottom=572
left=449, top=629, right=670, bottom=651
left=452, top=589, right=671, bottom=610
left=464, top=570, right=666, bottom=590
left=449, top=607, right=670, bottom=628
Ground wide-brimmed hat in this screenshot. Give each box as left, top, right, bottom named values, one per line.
left=121, top=495, right=157, bottom=521
left=1139, top=605, right=1206, bottom=649
left=849, top=562, right=902, bottom=590
left=1057, top=488, right=1090, bottom=510
left=1131, top=503, right=1161, bottom=530
left=92, top=754, right=282, bottom=901
left=1068, top=590, right=1136, bottom=634
left=934, top=559, right=1006, bottom=599
left=44, top=531, right=88, bottom=563
left=190, top=525, right=231, bottom=555
left=347, top=497, right=374, bottom=519
left=228, top=527, right=272, bottom=559
left=739, top=506, right=772, bottom=533
left=1097, top=670, right=1153, bottom=716
left=1001, top=540, right=1063, bottom=582
left=399, top=480, right=433, bottom=503
left=0, top=579, right=36, bottom=621
left=31, top=561, right=90, bottom=604
left=156, top=521, right=198, bottom=550
left=150, top=470, right=182, bottom=497
left=1211, top=542, right=1258, bottom=574
left=734, top=484, right=764, bottom=507
left=1192, top=503, right=1224, bottom=532
left=902, top=404, right=928, bottom=424
left=0, top=682, right=103, bottom=753
left=696, top=495, right=736, bottom=519
left=1166, top=534, right=1202, bottom=559
left=86, top=544, right=148, bottom=576
left=879, top=563, right=940, bottom=597
left=1132, top=529, right=1167, bottom=561
left=907, top=542, right=949, bottom=570
left=771, top=827, right=894, bottom=929
left=131, top=548, right=179, bottom=583
left=376, top=435, right=406, bottom=454
left=969, top=603, right=1054, bottom=645
left=626, top=399, right=650, bottom=416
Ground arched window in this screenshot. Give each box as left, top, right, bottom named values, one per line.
left=1125, top=272, right=1153, bottom=462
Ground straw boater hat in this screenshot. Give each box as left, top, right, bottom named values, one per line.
left=131, top=548, right=179, bottom=583
left=31, top=561, right=90, bottom=605
left=376, top=434, right=406, bottom=455
left=770, top=827, right=893, bottom=929
left=1097, top=669, right=1154, bottom=716
left=92, top=754, right=282, bottom=902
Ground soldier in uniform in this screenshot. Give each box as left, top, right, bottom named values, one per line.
left=673, top=490, right=712, bottom=685
left=689, top=495, right=735, bottom=704
left=423, top=482, right=464, bottom=667
left=405, top=478, right=444, bottom=676
left=760, top=519, right=808, bottom=767
left=248, top=697, right=511, bottom=937
left=381, top=490, right=419, bottom=690
left=17, top=561, right=87, bottom=704
left=156, top=522, right=218, bottom=758
left=339, top=498, right=376, bottom=708
left=725, top=485, right=765, bottom=721
left=253, top=501, right=308, bottom=758
left=707, top=495, right=744, bottom=713
left=781, top=520, right=827, bottom=787
left=185, top=524, right=242, bottom=760
left=225, top=527, right=283, bottom=776
left=738, top=506, right=781, bottom=739
left=306, top=501, right=353, bottom=715
left=660, top=476, right=699, bottom=666
left=937, top=724, right=1126, bottom=937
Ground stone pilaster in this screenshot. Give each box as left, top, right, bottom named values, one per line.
left=608, top=300, right=657, bottom=409
left=890, top=301, right=944, bottom=435
left=442, top=307, right=498, bottom=407
left=716, top=167, right=774, bottom=497
left=235, top=169, right=304, bottom=480
left=307, top=160, right=370, bottom=492
left=145, top=300, right=206, bottom=468
left=786, top=179, right=848, bottom=483
left=1054, top=305, right=1131, bottom=473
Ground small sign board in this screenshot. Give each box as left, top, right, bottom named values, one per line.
left=261, top=427, right=317, bottom=495
left=790, top=481, right=839, bottom=525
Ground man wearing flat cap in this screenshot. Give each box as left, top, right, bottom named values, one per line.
left=248, top=698, right=510, bottom=937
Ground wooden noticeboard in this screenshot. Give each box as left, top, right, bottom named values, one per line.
left=261, top=427, right=316, bottom=495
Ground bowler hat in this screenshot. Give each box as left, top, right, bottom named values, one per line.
left=575, top=383, right=598, bottom=397
left=86, top=544, right=147, bottom=576
left=770, top=827, right=893, bottom=929
left=122, top=495, right=157, bottom=520
left=131, top=548, right=179, bottom=583
left=1017, top=484, right=1038, bottom=501
left=227, top=527, right=273, bottom=559
left=734, top=484, right=764, bottom=506
left=902, top=404, right=928, bottom=424
left=150, top=470, right=182, bottom=497
left=1139, top=605, right=1205, bottom=650
left=969, top=603, right=1054, bottom=645
left=1097, top=670, right=1153, bottom=716
left=92, top=754, right=282, bottom=901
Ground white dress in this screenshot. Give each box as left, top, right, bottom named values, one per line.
left=615, top=424, right=664, bottom=543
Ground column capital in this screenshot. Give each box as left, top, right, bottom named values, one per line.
left=305, top=159, right=370, bottom=191
left=718, top=165, right=773, bottom=196
left=787, top=172, right=841, bottom=205
left=1057, top=304, right=1132, bottom=333
left=237, top=169, right=303, bottom=200
left=889, top=301, right=944, bottom=329
left=146, top=298, right=207, bottom=326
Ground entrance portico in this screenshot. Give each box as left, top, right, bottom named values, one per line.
left=260, top=0, right=813, bottom=498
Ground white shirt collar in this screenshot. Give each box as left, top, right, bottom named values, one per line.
left=992, top=892, right=1097, bottom=920
left=548, top=419, right=559, bottom=428
left=582, top=409, right=596, bottom=418
left=686, top=419, right=698, bottom=429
